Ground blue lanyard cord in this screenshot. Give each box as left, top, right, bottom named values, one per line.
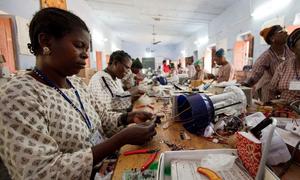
left=33, top=68, right=93, bottom=129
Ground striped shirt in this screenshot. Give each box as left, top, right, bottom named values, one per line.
left=217, top=63, right=234, bottom=83
left=246, top=46, right=294, bottom=102
left=270, top=57, right=300, bottom=102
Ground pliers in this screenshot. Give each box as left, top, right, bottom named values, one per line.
left=123, top=149, right=160, bottom=171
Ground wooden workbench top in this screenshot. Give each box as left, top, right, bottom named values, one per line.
left=111, top=96, right=232, bottom=180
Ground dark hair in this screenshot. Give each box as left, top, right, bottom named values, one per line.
left=162, top=60, right=167, bottom=64
left=108, top=50, right=131, bottom=65
left=131, top=58, right=143, bottom=69
left=287, top=28, right=300, bottom=49
left=28, top=7, right=90, bottom=55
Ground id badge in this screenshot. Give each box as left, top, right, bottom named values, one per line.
left=90, top=129, right=104, bottom=146
left=289, top=80, right=300, bottom=90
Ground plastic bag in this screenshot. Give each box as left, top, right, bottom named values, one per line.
left=200, top=154, right=237, bottom=171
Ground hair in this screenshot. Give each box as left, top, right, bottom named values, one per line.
left=131, top=58, right=143, bottom=69
left=27, top=7, right=90, bottom=56
left=162, top=60, right=167, bottom=64
left=108, top=50, right=131, bottom=65
left=287, top=28, right=300, bottom=49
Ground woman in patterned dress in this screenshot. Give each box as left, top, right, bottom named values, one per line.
left=0, top=8, right=156, bottom=180
left=88, top=51, right=144, bottom=112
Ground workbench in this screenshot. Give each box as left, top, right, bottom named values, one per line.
left=111, top=92, right=300, bottom=179
left=112, top=96, right=233, bottom=180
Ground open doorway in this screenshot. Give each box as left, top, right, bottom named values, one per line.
left=203, top=45, right=216, bottom=74
left=233, top=32, right=254, bottom=81
left=0, top=15, right=17, bottom=73
left=233, top=32, right=254, bottom=71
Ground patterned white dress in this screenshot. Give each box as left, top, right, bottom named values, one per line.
left=0, top=74, right=124, bottom=180
left=88, top=71, right=132, bottom=112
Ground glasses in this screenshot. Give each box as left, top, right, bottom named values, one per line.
left=276, top=29, right=287, bottom=34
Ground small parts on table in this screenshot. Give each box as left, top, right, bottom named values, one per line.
left=161, top=140, right=185, bottom=151
left=123, top=149, right=160, bottom=171
left=180, top=130, right=191, bottom=140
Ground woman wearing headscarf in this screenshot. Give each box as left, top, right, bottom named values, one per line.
left=214, top=48, right=235, bottom=83
left=242, top=25, right=294, bottom=103
left=270, top=28, right=300, bottom=102
left=192, top=60, right=205, bottom=81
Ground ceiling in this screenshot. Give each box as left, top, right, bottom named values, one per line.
left=85, top=0, right=238, bottom=45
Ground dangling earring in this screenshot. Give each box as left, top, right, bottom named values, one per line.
left=43, top=47, right=51, bottom=55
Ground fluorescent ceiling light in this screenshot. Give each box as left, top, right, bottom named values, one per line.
left=194, top=36, right=209, bottom=46
left=145, top=52, right=152, bottom=57
left=251, top=0, right=292, bottom=19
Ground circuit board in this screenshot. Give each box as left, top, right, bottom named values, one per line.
left=122, top=169, right=157, bottom=180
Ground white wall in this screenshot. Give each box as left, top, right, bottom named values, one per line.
left=177, top=0, right=300, bottom=64
left=203, top=0, right=299, bottom=63
left=0, top=0, right=121, bottom=70
left=175, top=26, right=209, bottom=60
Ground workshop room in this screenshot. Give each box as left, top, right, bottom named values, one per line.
left=0, top=0, right=300, bottom=179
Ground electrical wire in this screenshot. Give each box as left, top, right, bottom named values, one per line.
left=169, top=106, right=191, bottom=120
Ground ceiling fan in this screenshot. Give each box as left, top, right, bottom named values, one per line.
left=152, top=24, right=161, bottom=45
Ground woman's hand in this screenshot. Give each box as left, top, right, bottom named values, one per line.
left=128, top=87, right=145, bottom=96
left=127, top=111, right=153, bottom=124
left=92, top=121, right=156, bottom=165
left=119, top=122, right=157, bottom=145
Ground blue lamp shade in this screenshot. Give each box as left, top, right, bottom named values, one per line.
left=156, top=76, right=168, bottom=85
left=177, top=93, right=215, bottom=135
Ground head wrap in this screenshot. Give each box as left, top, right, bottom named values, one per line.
left=287, top=28, right=300, bottom=49
left=215, top=48, right=225, bottom=57
left=260, top=25, right=282, bottom=45
left=169, top=62, right=175, bottom=69
left=194, top=60, right=201, bottom=65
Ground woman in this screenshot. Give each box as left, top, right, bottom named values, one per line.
left=186, top=56, right=196, bottom=78
left=88, top=51, right=144, bottom=112
left=0, top=8, right=156, bottom=180
left=162, top=60, right=170, bottom=74
left=192, top=61, right=205, bottom=81
left=242, top=25, right=294, bottom=103
left=177, top=62, right=184, bottom=74
left=122, top=58, right=144, bottom=90
left=214, top=48, right=234, bottom=83
left=270, top=28, right=300, bottom=102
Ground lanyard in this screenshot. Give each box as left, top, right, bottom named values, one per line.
left=33, top=68, right=93, bottom=129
